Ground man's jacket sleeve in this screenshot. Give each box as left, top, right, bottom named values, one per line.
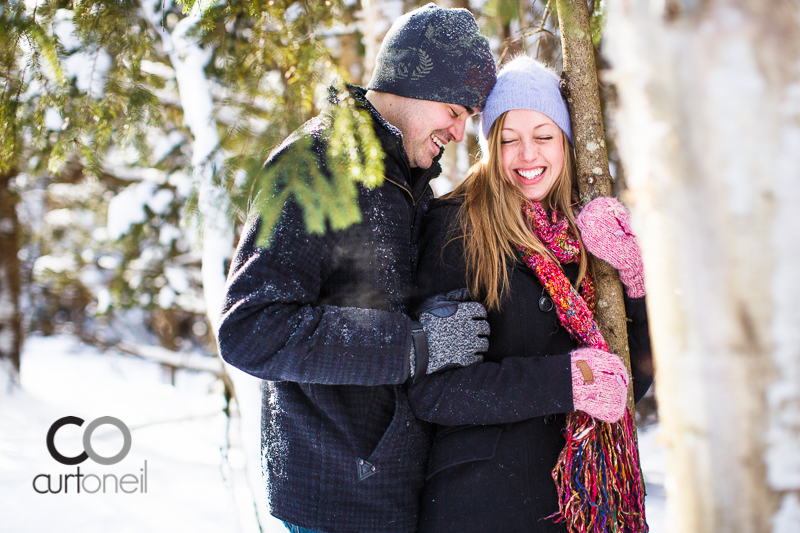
left=217, top=198, right=412, bottom=386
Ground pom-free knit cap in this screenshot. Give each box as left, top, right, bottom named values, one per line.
left=480, top=56, right=572, bottom=143
left=367, top=3, right=496, bottom=110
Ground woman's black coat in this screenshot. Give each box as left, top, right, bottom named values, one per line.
left=408, top=198, right=654, bottom=533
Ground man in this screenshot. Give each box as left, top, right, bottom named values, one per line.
left=217, top=4, right=496, bottom=532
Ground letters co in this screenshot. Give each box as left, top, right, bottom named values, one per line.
left=47, top=416, right=132, bottom=465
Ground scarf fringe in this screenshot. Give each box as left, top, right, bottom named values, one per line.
left=519, top=202, right=649, bottom=533
left=550, top=410, right=648, bottom=533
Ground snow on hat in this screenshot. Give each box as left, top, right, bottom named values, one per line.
left=367, top=3, right=496, bottom=110
left=480, top=56, right=573, bottom=144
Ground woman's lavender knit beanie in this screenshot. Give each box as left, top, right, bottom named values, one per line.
left=480, top=56, right=573, bottom=144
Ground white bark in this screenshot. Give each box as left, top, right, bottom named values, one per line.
left=604, top=0, right=800, bottom=531
left=140, top=4, right=267, bottom=533
left=358, top=0, right=403, bottom=83
left=359, top=0, right=380, bottom=82
left=141, top=0, right=233, bottom=334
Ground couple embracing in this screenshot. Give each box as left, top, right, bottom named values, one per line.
left=218, top=4, right=652, bottom=533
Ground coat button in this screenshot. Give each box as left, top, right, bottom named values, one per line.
left=539, top=296, right=554, bottom=312
left=544, top=414, right=557, bottom=425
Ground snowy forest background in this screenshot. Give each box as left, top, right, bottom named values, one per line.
left=2, top=0, right=799, bottom=532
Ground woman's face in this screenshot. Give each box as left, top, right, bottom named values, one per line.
left=499, top=109, right=565, bottom=203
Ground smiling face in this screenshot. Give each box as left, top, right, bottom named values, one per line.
left=376, top=94, right=477, bottom=169
left=499, top=109, right=565, bottom=202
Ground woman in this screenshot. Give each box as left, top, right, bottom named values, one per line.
left=409, top=56, right=654, bottom=532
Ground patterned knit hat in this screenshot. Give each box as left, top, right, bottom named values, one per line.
left=480, top=56, right=573, bottom=143
left=367, top=3, right=496, bottom=110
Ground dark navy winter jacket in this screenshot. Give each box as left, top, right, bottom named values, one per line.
left=409, top=198, right=654, bottom=532
left=217, top=87, right=438, bottom=533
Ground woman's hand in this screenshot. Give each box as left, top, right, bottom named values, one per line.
left=576, top=197, right=645, bottom=298
left=570, top=347, right=629, bottom=423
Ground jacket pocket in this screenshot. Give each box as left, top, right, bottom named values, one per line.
left=426, top=425, right=503, bottom=480
left=366, top=387, right=408, bottom=464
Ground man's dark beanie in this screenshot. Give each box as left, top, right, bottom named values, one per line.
left=367, top=3, right=497, bottom=110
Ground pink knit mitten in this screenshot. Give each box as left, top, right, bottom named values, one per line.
left=571, top=347, right=629, bottom=424
left=575, top=197, right=645, bottom=298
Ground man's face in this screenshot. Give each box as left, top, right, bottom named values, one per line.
left=390, top=98, right=478, bottom=169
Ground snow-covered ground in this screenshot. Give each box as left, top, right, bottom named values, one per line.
left=0, top=334, right=668, bottom=532
left=0, top=335, right=284, bottom=533
left=639, top=422, right=669, bottom=533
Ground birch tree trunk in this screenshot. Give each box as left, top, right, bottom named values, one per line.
left=141, top=0, right=234, bottom=332
left=556, top=0, right=634, bottom=398
left=604, top=0, right=800, bottom=530
left=141, top=3, right=269, bottom=532
left=359, top=0, right=381, bottom=85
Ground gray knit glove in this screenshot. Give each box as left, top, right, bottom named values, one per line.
left=409, top=289, right=489, bottom=382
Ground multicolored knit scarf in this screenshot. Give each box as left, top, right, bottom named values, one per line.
left=518, top=202, right=648, bottom=533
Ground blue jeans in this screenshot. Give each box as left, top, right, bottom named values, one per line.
left=282, top=521, right=327, bottom=533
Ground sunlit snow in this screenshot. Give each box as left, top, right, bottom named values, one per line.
left=0, top=334, right=285, bottom=533
left=1, top=334, right=666, bottom=532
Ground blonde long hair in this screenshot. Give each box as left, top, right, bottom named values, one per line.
left=445, top=111, right=587, bottom=311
